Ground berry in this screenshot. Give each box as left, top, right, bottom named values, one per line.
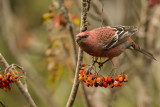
left=86, top=81, right=90, bottom=87
left=13, top=70, right=18, bottom=73
left=81, top=67, right=85, bottom=70
left=79, top=76, right=83, bottom=81
left=118, top=75, right=124, bottom=82
left=119, top=82, right=122, bottom=87
left=81, top=64, right=85, bottom=67
left=87, top=76, right=92, bottom=81
left=80, top=70, right=84, bottom=73
left=103, top=82, right=108, bottom=88
left=114, top=81, right=120, bottom=87
left=109, top=83, right=114, bottom=88
left=7, top=73, right=11, bottom=78
left=124, top=74, right=128, bottom=79
left=107, top=77, right=112, bottom=83
left=104, top=77, right=108, bottom=82
left=0, top=74, right=3, bottom=80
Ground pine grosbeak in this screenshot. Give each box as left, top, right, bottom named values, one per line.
left=76, top=26, right=156, bottom=60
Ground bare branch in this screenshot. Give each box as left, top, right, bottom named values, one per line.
left=66, top=0, right=91, bottom=106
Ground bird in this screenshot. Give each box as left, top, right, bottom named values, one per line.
left=76, top=25, right=156, bottom=61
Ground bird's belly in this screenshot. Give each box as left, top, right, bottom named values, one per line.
left=81, top=45, right=125, bottom=58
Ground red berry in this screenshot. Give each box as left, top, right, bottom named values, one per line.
left=81, top=64, right=85, bottom=67
left=119, top=82, right=122, bottom=87
left=104, top=77, right=108, bottom=82
left=114, top=81, right=120, bottom=87
left=107, top=77, right=112, bottom=82
left=86, top=81, right=90, bottom=87
left=109, top=83, right=114, bottom=88
left=103, top=82, right=108, bottom=88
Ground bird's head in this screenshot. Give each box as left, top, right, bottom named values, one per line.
left=76, top=32, right=90, bottom=44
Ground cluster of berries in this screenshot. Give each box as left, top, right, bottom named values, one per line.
left=148, top=0, right=160, bottom=7
left=78, top=64, right=128, bottom=88
left=0, top=71, right=22, bottom=92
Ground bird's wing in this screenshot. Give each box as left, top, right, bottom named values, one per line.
left=104, top=25, right=138, bottom=50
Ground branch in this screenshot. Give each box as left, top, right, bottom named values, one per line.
left=66, top=0, right=91, bottom=107
left=57, top=1, right=92, bottom=107
left=0, top=53, right=37, bottom=107
left=1, top=0, right=57, bottom=106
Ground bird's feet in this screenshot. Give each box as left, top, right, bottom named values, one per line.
left=97, top=58, right=113, bottom=68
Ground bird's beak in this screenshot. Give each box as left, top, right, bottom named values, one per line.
left=75, top=36, right=81, bottom=43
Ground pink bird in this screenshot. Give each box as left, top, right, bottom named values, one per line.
left=76, top=26, right=156, bottom=61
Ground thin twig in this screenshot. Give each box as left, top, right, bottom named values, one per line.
left=66, top=0, right=91, bottom=107
left=0, top=53, right=37, bottom=107
left=0, top=101, right=6, bottom=107
left=91, top=0, right=110, bottom=25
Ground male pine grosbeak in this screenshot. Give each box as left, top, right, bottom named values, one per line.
left=76, top=26, right=156, bottom=60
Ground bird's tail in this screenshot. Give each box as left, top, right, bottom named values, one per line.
left=131, top=44, right=156, bottom=60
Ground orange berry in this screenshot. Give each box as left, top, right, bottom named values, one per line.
left=20, top=76, right=23, bottom=78
left=109, top=83, right=114, bottom=88
left=87, top=76, right=92, bottom=81
left=96, top=77, right=102, bottom=83
left=83, top=75, right=88, bottom=80
left=107, top=77, right=112, bottom=82
left=81, top=67, right=85, bottom=70
left=78, top=76, right=83, bottom=81
left=80, top=70, right=83, bottom=73
left=13, top=70, right=18, bottom=73
left=9, top=76, right=13, bottom=81
left=119, top=82, right=122, bottom=87
left=12, top=77, right=18, bottom=82
left=7, top=73, right=11, bottom=78
left=103, top=82, right=108, bottom=88
left=118, top=76, right=124, bottom=82
left=0, top=74, right=3, bottom=80
left=124, top=74, right=128, bottom=79
left=114, top=81, right=120, bottom=87
left=86, top=81, right=90, bottom=87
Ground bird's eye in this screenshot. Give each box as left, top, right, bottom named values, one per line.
left=83, top=35, right=88, bottom=38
